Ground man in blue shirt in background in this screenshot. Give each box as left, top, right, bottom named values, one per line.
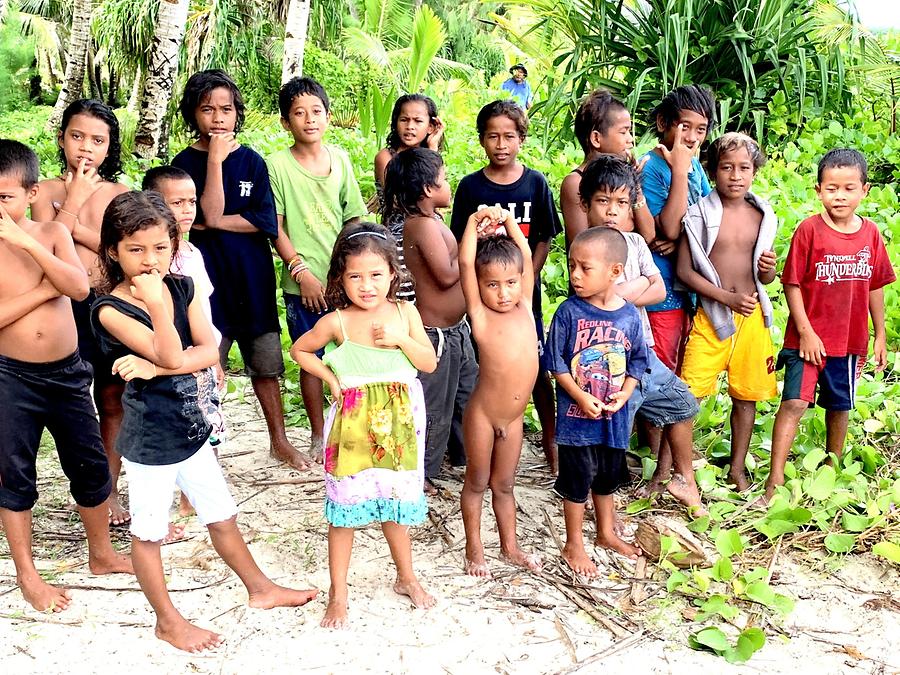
left=501, top=64, right=533, bottom=110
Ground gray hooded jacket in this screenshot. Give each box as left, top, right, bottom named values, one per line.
left=680, top=190, right=777, bottom=340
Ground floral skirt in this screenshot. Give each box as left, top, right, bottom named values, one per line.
left=323, top=378, right=427, bottom=528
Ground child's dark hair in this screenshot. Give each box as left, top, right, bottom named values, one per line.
left=817, top=148, right=868, bottom=184
left=0, top=139, right=40, bottom=188
left=324, top=222, right=408, bottom=309
left=381, top=148, right=444, bottom=224
left=707, top=132, right=766, bottom=175
left=578, top=154, right=639, bottom=205
left=386, top=94, right=443, bottom=151
left=475, top=235, right=524, bottom=276
left=141, top=165, right=193, bottom=192
left=476, top=100, right=528, bottom=140
left=650, top=85, right=716, bottom=138
left=574, top=89, right=628, bottom=154
left=571, top=226, right=628, bottom=265
left=98, top=191, right=180, bottom=293
left=179, top=69, right=246, bottom=136
left=278, top=76, right=330, bottom=119
left=58, top=99, right=122, bottom=181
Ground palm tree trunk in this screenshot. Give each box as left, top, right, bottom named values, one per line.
left=133, top=0, right=190, bottom=159
left=48, top=0, right=93, bottom=130
left=281, top=0, right=311, bottom=84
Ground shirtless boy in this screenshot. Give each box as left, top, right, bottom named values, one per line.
left=398, top=148, right=478, bottom=492
left=459, top=207, right=542, bottom=576
left=31, top=99, right=130, bottom=525
left=677, top=133, right=778, bottom=491
left=0, top=139, right=131, bottom=612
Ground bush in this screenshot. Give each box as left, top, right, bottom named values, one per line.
left=0, top=15, right=37, bottom=113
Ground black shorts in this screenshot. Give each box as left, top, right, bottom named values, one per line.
left=0, top=351, right=111, bottom=512
left=554, top=443, right=629, bottom=502
left=219, top=331, right=285, bottom=378
left=73, top=290, right=119, bottom=387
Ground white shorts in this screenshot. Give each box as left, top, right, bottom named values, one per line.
left=122, top=442, right=238, bottom=542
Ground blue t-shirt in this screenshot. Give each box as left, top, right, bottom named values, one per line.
left=640, top=151, right=711, bottom=312
left=544, top=297, right=649, bottom=448
left=501, top=78, right=533, bottom=107
left=172, top=145, right=280, bottom=340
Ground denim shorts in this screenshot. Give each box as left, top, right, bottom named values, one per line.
left=284, top=292, right=327, bottom=358
left=627, top=348, right=698, bottom=428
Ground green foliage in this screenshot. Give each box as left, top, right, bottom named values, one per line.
left=0, top=13, right=37, bottom=112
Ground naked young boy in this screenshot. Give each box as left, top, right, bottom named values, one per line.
left=458, top=207, right=541, bottom=577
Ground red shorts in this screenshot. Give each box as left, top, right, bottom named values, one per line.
left=648, top=308, right=691, bottom=374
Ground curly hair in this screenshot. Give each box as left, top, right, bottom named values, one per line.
left=57, top=99, right=123, bottom=181
left=98, top=191, right=180, bottom=293
left=324, top=222, right=407, bottom=309
left=385, top=94, right=443, bottom=152
left=179, top=69, right=246, bottom=136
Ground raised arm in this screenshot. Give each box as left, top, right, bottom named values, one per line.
left=458, top=210, right=486, bottom=316
left=503, top=211, right=535, bottom=304
left=654, top=126, right=693, bottom=241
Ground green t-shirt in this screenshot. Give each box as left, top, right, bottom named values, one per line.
left=266, top=144, right=367, bottom=294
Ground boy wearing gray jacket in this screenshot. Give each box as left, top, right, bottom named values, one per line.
left=676, top=133, right=778, bottom=492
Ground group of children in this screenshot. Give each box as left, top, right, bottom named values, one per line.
left=0, top=68, right=893, bottom=651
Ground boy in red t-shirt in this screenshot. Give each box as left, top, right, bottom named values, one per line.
left=764, top=149, right=895, bottom=501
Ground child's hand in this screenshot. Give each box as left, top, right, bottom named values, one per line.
left=327, top=375, right=342, bottom=399
left=757, top=250, right=777, bottom=276
left=0, top=205, right=37, bottom=251
left=798, top=330, right=827, bottom=366
left=725, top=290, right=758, bottom=317
left=656, top=123, right=693, bottom=176
left=215, top=362, right=226, bottom=390
left=112, top=354, right=157, bottom=381
left=130, top=269, right=165, bottom=306
left=38, top=277, right=61, bottom=299
left=299, top=273, right=327, bottom=312
left=576, top=391, right=605, bottom=420
left=426, top=117, right=445, bottom=151
left=64, top=158, right=102, bottom=209
left=873, top=335, right=888, bottom=372
left=372, top=321, right=403, bottom=348
left=208, top=132, right=239, bottom=164
left=472, top=206, right=510, bottom=237
left=649, top=238, right=676, bottom=256
left=603, top=390, right=631, bottom=414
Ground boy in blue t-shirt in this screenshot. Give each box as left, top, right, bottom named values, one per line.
left=545, top=227, right=648, bottom=576
left=640, top=85, right=715, bottom=372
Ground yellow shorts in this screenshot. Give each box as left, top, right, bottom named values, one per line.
left=681, top=305, right=777, bottom=401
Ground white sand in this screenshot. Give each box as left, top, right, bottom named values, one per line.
left=2, top=388, right=899, bottom=674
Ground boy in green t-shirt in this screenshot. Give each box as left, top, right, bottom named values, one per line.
left=266, top=77, right=367, bottom=461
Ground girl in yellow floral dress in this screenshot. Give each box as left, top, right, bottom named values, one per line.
left=290, top=222, right=437, bottom=629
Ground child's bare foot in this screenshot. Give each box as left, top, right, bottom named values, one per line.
left=320, top=589, right=348, bottom=629
left=562, top=542, right=599, bottom=577
left=270, top=437, right=312, bottom=471
left=310, top=436, right=324, bottom=464
left=423, top=478, right=438, bottom=496
left=393, top=577, right=435, bottom=609
left=666, top=473, right=707, bottom=515
left=19, top=574, right=72, bottom=612
left=728, top=470, right=751, bottom=493
left=178, top=492, right=195, bottom=517
left=500, top=548, right=543, bottom=572
left=634, top=476, right=666, bottom=499
left=108, top=493, right=130, bottom=526
left=248, top=583, right=318, bottom=609
left=89, top=550, right=134, bottom=575
left=595, top=532, right=641, bottom=559
left=164, top=522, right=186, bottom=544
left=156, top=616, right=223, bottom=653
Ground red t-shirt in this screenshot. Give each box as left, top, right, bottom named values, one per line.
left=781, top=214, right=895, bottom=356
